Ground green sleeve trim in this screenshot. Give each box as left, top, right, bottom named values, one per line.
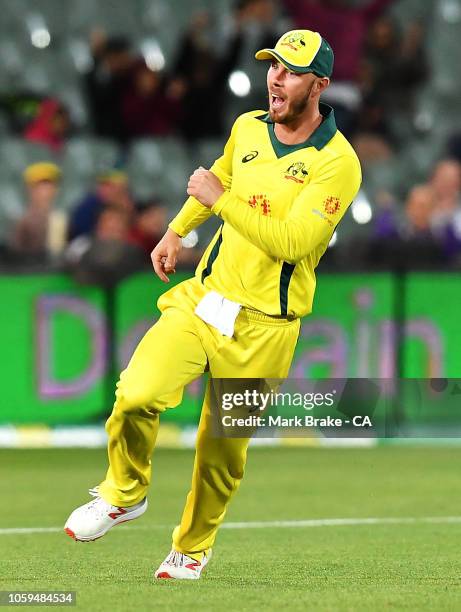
left=279, top=262, right=296, bottom=316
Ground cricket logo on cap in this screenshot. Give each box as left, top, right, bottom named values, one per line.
left=284, top=161, right=309, bottom=184
left=280, top=32, right=306, bottom=52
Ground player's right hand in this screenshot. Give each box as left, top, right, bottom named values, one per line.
left=151, top=228, right=182, bottom=283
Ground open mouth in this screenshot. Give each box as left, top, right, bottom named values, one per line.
left=270, top=93, right=286, bottom=111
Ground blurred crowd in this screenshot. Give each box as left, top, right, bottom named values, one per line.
left=2, top=0, right=280, bottom=148
left=5, top=161, right=199, bottom=286
left=337, top=158, right=461, bottom=270
left=2, top=0, right=461, bottom=279
left=2, top=0, right=432, bottom=148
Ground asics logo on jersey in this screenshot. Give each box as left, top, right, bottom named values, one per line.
left=242, top=151, right=259, bottom=163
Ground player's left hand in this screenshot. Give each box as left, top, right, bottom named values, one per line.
left=187, top=167, right=224, bottom=208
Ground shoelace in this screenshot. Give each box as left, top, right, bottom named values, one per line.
left=84, top=486, right=113, bottom=514
left=86, top=486, right=142, bottom=516
left=166, top=550, right=199, bottom=568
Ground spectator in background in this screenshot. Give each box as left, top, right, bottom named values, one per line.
left=282, top=0, right=395, bottom=135
left=84, top=31, right=135, bottom=143
left=428, top=159, right=461, bottom=263
left=11, top=162, right=67, bottom=262
left=173, top=1, right=281, bottom=143
left=404, top=184, right=437, bottom=237
left=356, top=17, right=428, bottom=155
left=127, top=197, right=202, bottom=267
left=234, top=0, right=282, bottom=51
left=366, top=184, right=446, bottom=269
left=24, top=99, right=70, bottom=153
left=172, top=10, right=242, bottom=142
left=447, top=132, right=461, bottom=163
left=352, top=130, right=394, bottom=163
left=0, top=92, right=44, bottom=135
left=429, top=159, right=461, bottom=229
left=127, top=197, right=168, bottom=256
left=121, top=60, right=183, bottom=140
left=67, top=206, right=144, bottom=287
left=68, top=170, right=134, bottom=240
left=369, top=190, right=400, bottom=241
left=402, top=184, right=447, bottom=268
left=368, top=163, right=461, bottom=269
left=353, top=17, right=428, bottom=163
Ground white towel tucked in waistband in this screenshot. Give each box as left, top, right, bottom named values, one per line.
left=194, top=291, right=242, bottom=338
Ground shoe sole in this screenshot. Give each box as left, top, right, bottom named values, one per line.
left=64, top=499, right=147, bottom=542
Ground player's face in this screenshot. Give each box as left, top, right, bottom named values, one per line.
left=267, top=61, right=317, bottom=124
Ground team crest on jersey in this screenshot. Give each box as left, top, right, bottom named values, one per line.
left=324, top=196, right=341, bottom=215
left=248, top=194, right=271, bottom=216
left=280, top=32, right=306, bottom=52
left=284, top=161, right=309, bottom=184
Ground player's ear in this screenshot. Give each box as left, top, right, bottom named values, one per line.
left=317, top=77, right=330, bottom=94
left=320, top=77, right=330, bottom=93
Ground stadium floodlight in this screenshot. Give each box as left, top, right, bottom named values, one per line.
left=140, top=39, right=166, bottom=72
left=228, top=71, right=251, bottom=97
left=26, top=13, right=51, bottom=49
left=441, top=0, right=461, bottom=23
left=328, top=231, right=337, bottom=248
left=351, top=191, right=373, bottom=224
left=31, top=27, right=51, bottom=49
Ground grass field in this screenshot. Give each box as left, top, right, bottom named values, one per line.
left=1, top=446, right=461, bottom=611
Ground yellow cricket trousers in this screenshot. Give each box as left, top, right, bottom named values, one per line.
left=98, top=277, right=300, bottom=558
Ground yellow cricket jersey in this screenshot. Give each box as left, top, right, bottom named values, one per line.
left=169, top=103, right=362, bottom=318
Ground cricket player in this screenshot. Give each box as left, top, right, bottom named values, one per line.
left=64, top=29, right=362, bottom=580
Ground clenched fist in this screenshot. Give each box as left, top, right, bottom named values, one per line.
left=187, top=167, right=224, bottom=208
left=151, top=228, right=182, bottom=283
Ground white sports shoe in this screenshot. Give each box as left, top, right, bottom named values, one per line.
left=64, top=487, right=147, bottom=542
left=154, top=549, right=212, bottom=580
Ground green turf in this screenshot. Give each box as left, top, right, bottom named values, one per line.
left=1, top=446, right=461, bottom=611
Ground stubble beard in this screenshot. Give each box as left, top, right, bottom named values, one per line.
left=268, top=82, right=315, bottom=125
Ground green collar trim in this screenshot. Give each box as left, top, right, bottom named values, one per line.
left=257, top=103, right=337, bottom=158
